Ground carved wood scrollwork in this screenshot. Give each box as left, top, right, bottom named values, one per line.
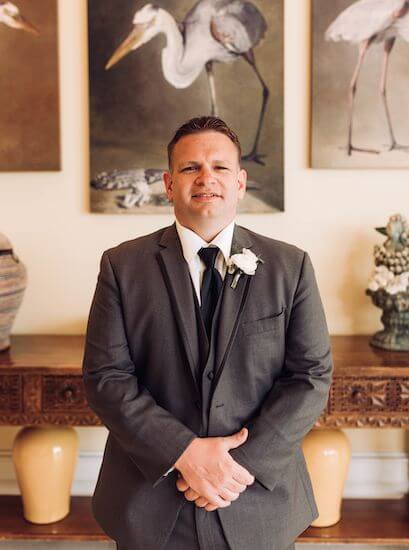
left=24, top=375, right=41, bottom=413
left=314, top=376, right=409, bottom=428
left=0, top=413, right=101, bottom=426
left=330, top=378, right=390, bottom=413
left=0, top=375, right=21, bottom=413
left=42, top=376, right=90, bottom=412
left=2, top=335, right=409, bottom=429
left=315, top=414, right=409, bottom=428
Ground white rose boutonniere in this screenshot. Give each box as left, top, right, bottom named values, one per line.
left=227, top=247, right=264, bottom=289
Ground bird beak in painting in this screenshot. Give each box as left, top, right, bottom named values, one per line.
left=13, top=14, right=39, bottom=35
left=105, top=25, right=147, bottom=70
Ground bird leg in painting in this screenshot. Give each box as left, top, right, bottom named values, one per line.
left=241, top=49, right=269, bottom=166
left=380, top=37, right=409, bottom=153
left=205, top=62, right=219, bottom=117
left=348, top=37, right=379, bottom=156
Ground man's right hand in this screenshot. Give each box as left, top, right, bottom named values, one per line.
left=174, top=427, right=255, bottom=509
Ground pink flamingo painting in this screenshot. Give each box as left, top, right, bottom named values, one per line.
left=326, top=0, right=409, bottom=155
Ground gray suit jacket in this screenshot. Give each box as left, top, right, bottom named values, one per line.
left=82, top=222, right=333, bottom=550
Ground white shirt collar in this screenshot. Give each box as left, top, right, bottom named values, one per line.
left=175, top=218, right=235, bottom=266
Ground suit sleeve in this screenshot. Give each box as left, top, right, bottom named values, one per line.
left=229, top=251, right=333, bottom=492
left=82, top=251, right=197, bottom=488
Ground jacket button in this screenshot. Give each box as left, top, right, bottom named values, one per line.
left=207, top=371, right=214, bottom=380
left=195, top=400, right=201, bottom=409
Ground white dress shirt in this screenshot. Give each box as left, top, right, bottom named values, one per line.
left=175, top=218, right=235, bottom=306
left=162, top=218, right=235, bottom=477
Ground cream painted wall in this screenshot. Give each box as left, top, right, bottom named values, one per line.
left=1, top=0, right=408, bottom=453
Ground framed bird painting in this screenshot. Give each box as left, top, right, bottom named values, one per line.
left=311, top=0, right=409, bottom=168
left=0, top=0, right=60, bottom=171
left=88, top=0, right=283, bottom=213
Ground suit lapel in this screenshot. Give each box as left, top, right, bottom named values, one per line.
left=157, top=222, right=258, bottom=395
left=212, top=225, right=256, bottom=389
left=157, top=223, right=201, bottom=396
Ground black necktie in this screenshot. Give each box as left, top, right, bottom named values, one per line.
left=198, top=246, right=223, bottom=339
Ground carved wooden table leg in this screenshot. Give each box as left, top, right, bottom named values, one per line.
left=302, top=428, right=351, bottom=527
left=12, top=425, right=78, bottom=524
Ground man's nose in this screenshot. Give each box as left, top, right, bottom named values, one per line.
left=196, top=166, right=215, bottom=183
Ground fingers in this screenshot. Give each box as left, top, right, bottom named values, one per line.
left=224, top=479, right=247, bottom=494
left=218, top=486, right=240, bottom=502
left=206, top=493, right=232, bottom=508
left=176, top=476, right=223, bottom=507
left=183, top=487, right=201, bottom=501
left=175, top=465, right=251, bottom=510
left=232, top=464, right=255, bottom=486
left=176, top=477, right=189, bottom=492
left=176, top=475, right=247, bottom=509
left=177, top=472, right=245, bottom=494
left=194, top=497, right=219, bottom=511
left=222, top=428, right=249, bottom=450
left=184, top=486, right=231, bottom=508
left=175, top=477, right=222, bottom=511
left=183, top=487, right=229, bottom=509
left=176, top=483, right=239, bottom=511
left=194, top=496, right=209, bottom=508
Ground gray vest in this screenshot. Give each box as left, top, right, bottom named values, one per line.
left=189, top=274, right=229, bottom=437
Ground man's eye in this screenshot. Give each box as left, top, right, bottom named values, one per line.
left=215, top=166, right=228, bottom=170
left=182, top=166, right=196, bottom=172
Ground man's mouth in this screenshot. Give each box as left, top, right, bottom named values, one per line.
left=192, top=193, right=221, bottom=198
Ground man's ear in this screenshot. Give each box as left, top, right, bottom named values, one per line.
left=237, top=168, right=247, bottom=200
left=163, top=171, right=173, bottom=202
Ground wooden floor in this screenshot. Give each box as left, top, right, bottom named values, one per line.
left=0, top=495, right=408, bottom=544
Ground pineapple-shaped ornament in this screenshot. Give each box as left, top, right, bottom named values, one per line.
left=366, top=214, right=409, bottom=350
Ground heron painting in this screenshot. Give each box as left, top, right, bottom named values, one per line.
left=0, top=0, right=60, bottom=171
left=88, top=0, right=283, bottom=214
left=311, top=0, right=409, bottom=168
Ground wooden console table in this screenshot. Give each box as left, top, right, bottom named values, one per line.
left=0, top=334, right=408, bottom=544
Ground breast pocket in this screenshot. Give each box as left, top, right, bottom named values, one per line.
left=238, top=307, right=286, bottom=385
left=241, top=307, right=286, bottom=336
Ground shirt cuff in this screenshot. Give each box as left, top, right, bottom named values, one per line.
left=164, top=465, right=175, bottom=477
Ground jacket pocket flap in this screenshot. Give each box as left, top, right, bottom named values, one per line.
left=241, top=307, right=285, bottom=336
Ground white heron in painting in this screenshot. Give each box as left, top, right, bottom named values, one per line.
left=326, top=0, right=409, bottom=155
left=0, top=2, right=39, bottom=35
left=105, top=1, right=269, bottom=165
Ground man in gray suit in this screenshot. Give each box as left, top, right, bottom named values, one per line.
left=82, top=116, right=333, bottom=550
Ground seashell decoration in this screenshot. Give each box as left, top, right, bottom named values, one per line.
left=0, top=233, right=27, bottom=351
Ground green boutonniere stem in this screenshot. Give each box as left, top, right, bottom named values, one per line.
left=231, top=270, right=242, bottom=289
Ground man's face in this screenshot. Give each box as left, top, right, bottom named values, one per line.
left=163, top=131, right=247, bottom=229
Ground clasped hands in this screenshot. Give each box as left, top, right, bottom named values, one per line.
left=173, top=427, right=254, bottom=512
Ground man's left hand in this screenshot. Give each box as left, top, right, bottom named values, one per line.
left=176, top=474, right=219, bottom=511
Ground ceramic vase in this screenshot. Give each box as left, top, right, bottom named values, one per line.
left=12, top=426, right=79, bottom=524
left=0, top=233, right=27, bottom=351
left=302, top=428, right=351, bottom=527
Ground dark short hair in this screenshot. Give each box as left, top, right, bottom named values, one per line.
left=167, top=116, right=242, bottom=169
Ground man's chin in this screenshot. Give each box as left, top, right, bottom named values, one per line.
left=194, top=209, right=223, bottom=220
left=189, top=203, right=222, bottom=215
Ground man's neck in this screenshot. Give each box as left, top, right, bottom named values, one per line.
left=176, top=218, right=234, bottom=243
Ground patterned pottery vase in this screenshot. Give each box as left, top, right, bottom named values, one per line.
left=0, top=233, right=27, bottom=351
